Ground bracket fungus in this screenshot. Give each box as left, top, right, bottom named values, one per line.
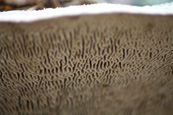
left=0, top=3, right=173, bottom=115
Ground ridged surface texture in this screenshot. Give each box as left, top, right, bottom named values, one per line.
left=0, top=13, right=173, bottom=115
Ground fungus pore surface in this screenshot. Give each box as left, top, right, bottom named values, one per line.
left=0, top=4, right=173, bottom=115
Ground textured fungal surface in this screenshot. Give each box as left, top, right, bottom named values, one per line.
left=0, top=13, right=173, bottom=114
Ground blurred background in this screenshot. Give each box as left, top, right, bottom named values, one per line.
left=0, top=0, right=173, bottom=11
left=97, top=0, right=173, bottom=5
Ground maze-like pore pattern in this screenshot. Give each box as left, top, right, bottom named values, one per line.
left=0, top=14, right=173, bottom=114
